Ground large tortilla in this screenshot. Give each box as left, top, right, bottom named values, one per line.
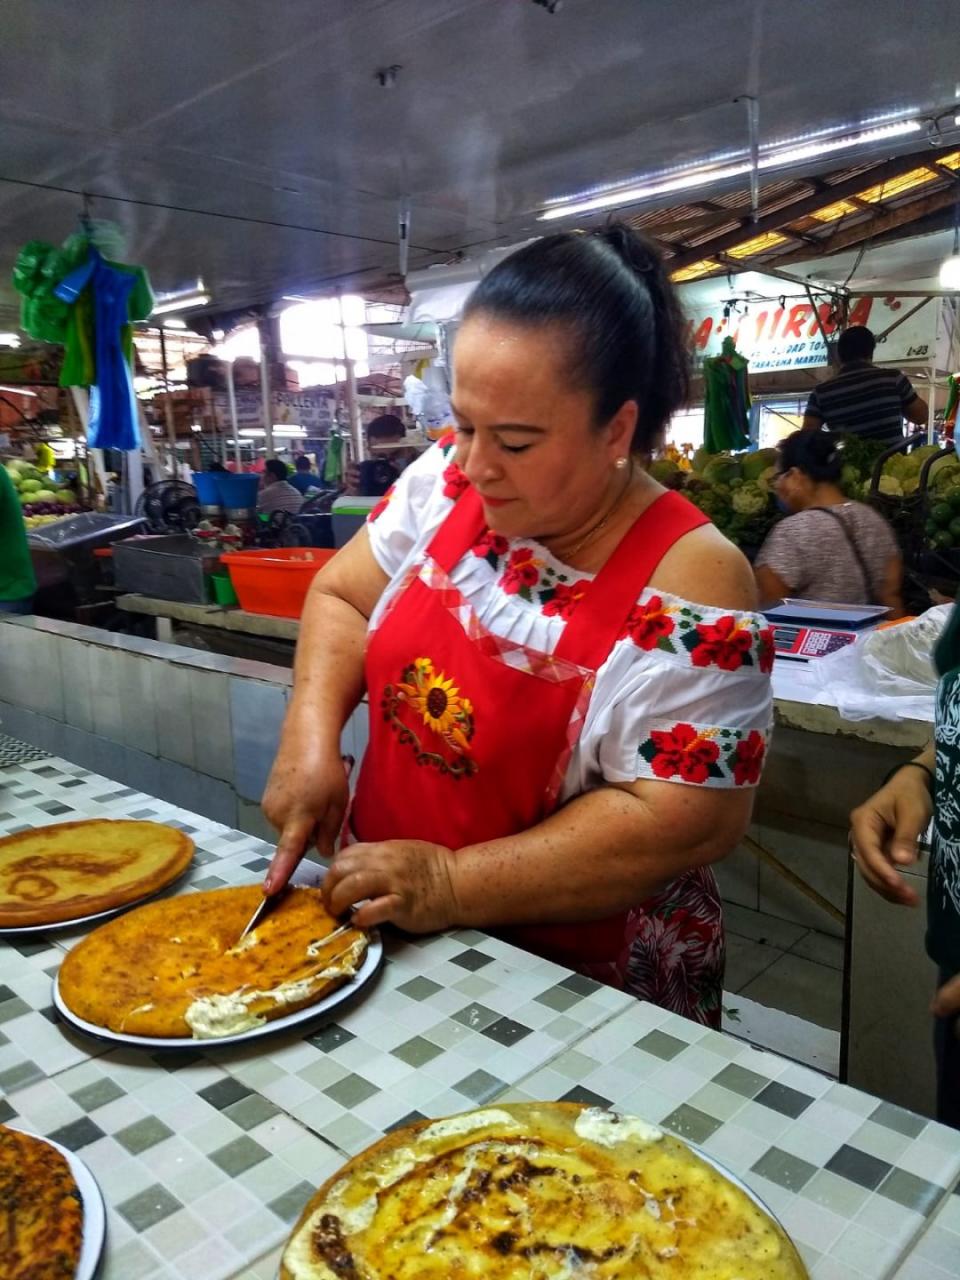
left=280, top=1101, right=809, bottom=1280
left=0, top=819, right=193, bottom=927
left=0, top=1125, right=84, bottom=1280
left=58, top=885, right=368, bottom=1039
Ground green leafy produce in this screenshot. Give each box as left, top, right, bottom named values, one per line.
left=932, top=502, right=953, bottom=527
left=702, top=455, right=742, bottom=486
left=731, top=482, right=768, bottom=517
left=740, top=448, right=778, bottom=483
left=934, top=529, right=954, bottom=551
left=877, top=475, right=903, bottom=497
left=648, top=458, right=680, bottom=485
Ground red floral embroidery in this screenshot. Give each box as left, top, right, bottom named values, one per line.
left=366, top=484, right=395, bottom=523
left=437, top=429, right=457, bottom=453
left=732, top=730, right=766, bottom=786
left=442, top=461, right=470, bottom=500
left=620, top=595, right=675, bottom=650
left=472, top=529, right=509, bottom=560
left=499, top=548, right=541, bottom=594
left=647, top=723, right=720, bottom=785
left=690, top=615, right=754, bottom=671
left=541, top=581, right=587, bottom=620
left=757, top=626, right=775, bottom=674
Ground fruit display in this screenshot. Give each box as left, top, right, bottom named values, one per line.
left=654, top=445, right=780, bottom=552
left=4, top=456, right=84, bottom=527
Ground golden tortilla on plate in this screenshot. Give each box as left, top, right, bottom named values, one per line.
left=0, top=1125, right=84, bottom=1280
left=58, top=885, right=368, bottom=1039
left=281, top=1102, right=808, bottom=1280
left=0, top=819, right=193, bottom=928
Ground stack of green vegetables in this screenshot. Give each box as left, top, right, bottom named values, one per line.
left=649, top=448, right=781, bottom=550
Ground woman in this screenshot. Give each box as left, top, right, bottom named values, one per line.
left=262, top=227, right=773, bottom=1027
left=850, top=601, right=960, bottom=1128
left=754, top=430, right=903, bottom=613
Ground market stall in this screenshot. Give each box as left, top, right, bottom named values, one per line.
left=1, top=747, right=958, bottom=1280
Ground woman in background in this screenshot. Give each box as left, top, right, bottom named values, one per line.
left=754, top=430, right=903, bottom=614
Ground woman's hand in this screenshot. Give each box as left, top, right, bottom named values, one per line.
left=849, top=765, right=933, bottom=907
left=322, top=840, right=460, bottom=932
left=262, top=731, right=350, bottom=895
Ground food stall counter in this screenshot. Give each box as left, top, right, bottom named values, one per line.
left=1, top=751, right=958, bottom=1279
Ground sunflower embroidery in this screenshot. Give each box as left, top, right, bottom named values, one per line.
left=382, top=657, right=478, bottom=778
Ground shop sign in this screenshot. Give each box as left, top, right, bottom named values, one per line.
left=211, top=389, right=336, bottom=432
left=685, top=295, right=942, bottom=372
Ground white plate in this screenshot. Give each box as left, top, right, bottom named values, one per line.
left=0, top=868, right=192, bottom=937
left=6, top=1126, right=106, bottom=1280
left=51, top=868, right=383, bottom=1049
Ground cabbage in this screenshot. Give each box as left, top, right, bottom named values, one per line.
left=741, top=448, right=778, bottom=482
left=702, top=455, right=742, bottom=486
left=648, top=458, right=680, bottom=485
left=878, top=475, right=903, bottom=496
left=731, top=482, right=768, bottom=516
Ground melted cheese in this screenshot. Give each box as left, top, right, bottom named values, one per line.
left=574, top=1107, right=663, bottom=1147
left=281, top=1103, right=807, bottom=1280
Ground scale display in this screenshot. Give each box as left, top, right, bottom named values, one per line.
left=773, top=625, right=858, bottom=660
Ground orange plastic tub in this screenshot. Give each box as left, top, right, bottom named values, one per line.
left=220, top=547, right=336, bottom=618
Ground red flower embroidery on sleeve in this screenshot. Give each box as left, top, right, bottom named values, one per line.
left=366, top=484, right=395, bottom=523
left=437, top=429, right=457, bottom=454
left=691, top=616, right=754, bottom=671
left=757, top=626, right=775, bottom=674
left=648, top=724, right=720, bottom=784
left=732, top=730, right=766, bottom=786
left=499, top=548, right=541, bottom=594
left=442, top=461, right=470, bottom=500
left=541, top=581, right=587, bottom=620
left=471, top=529, right=509, bottom=560
left=620, top=595, right=676, bottom=650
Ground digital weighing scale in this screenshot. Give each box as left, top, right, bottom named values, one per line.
left=764, top=599, right=889, bottom=663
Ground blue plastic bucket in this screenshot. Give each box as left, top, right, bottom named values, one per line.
left=191, top=472, right=223, bottom=506
left=216, top=473, right=260, bottom=509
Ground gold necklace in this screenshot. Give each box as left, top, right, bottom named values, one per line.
left=551, top=461, right=635, bottom=564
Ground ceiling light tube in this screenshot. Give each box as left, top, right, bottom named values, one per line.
left=540, top=117, right=924, bottom=221
left=151, top=292, right=211, bottom=316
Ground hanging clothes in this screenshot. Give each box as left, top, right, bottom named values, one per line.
left=702, top=336, right=751, bottom=453
left=323, top=430, right=345, bottom=485
left=944, top=374, right=958, bottom=443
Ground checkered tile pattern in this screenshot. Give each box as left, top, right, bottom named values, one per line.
left=498, top=1002, right=960, bottom=1280
left=0, top=732, right=50, bottom=767
left=2, top=754, right=959, bottom=1279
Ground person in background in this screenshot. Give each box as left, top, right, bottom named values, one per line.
left=0, top=464, right=36, bottom=614
left=290, top=453, right=324, bottom=495
left=754, top=431, right=903, bottom=613
left=344, top=414, right=417, bottom=496
left=850, top=601, right=960, bottom=1129
left=207, top=461, right=228, bottom=473
left=802, top=325, right=929, bottom=447
left=256, top=458, right=303, bottom=516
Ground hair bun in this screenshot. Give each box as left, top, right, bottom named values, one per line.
left=593, top=225, right=656, bottom=275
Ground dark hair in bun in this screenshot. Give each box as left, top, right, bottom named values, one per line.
left=462, top=224, right=689, bottom=452
left=778, top=430, right=843, bottom=483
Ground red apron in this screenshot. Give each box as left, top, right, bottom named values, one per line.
left=351, top=484, right=710, bottom=985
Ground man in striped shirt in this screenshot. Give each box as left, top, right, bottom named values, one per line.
left=801, top=325, right=929, bottom=445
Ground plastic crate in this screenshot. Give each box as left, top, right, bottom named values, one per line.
left=220, top=547, right=336, bottom=618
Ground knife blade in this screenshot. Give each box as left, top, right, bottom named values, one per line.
left=236, top=887, right=284, bottom=944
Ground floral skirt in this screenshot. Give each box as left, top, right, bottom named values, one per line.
left=574, top=867, right=725, bottom=1029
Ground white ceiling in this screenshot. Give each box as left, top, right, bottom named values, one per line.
left=1, top=0, right=958, bottom=326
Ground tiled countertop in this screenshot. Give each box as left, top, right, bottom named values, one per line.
left=1, top=752, right=957, bottom=1280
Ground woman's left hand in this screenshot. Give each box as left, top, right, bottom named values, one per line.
left=322, top=840, right=460, bottom=932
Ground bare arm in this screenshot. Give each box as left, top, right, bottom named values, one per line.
left=878, top=552, right=905, bottom=618
left=903, top=395, right=929, bottom=427
left=754, top=563, right=790, bottom=609
left=262, top=529, right=388, bottom=891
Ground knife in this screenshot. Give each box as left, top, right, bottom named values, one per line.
left=236, top=886, right=285, bottom=944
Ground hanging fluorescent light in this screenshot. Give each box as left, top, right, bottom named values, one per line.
left=0, top=332, right=21, bottom=347
left=161, top=318, right=188, bottom=330
left=152, top=291, right=211, bottom=316
left=239, top=426, right=307, bottom=438
left=539, top=117, right=923, bottom=221
left=940, top=255, right=960, bottom=289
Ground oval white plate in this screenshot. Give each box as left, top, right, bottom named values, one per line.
left=6, top=1127, right=106, bottom=1280
left=51, top=865, right=383, bottom=1050
left=0, top=868, right=192, bottom=937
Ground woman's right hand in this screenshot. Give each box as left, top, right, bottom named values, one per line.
left=261, top=729, right=350, bottom=895
left=849, top=765, right=933, bottom=907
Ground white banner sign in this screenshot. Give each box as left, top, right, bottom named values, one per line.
left=685, top=295, right=942, bottom=373
left=211, top=389, right=336, bottom=433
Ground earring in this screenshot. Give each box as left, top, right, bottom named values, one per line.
left=615, top=457, right=628, bottom=470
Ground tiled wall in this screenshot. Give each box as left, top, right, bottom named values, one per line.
left=0, top=616, right=368, bottom=840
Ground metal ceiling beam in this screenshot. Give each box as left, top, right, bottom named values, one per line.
left=771, top=184, right=960, bottom=265
left=666, top=150, right=957, bottom=271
